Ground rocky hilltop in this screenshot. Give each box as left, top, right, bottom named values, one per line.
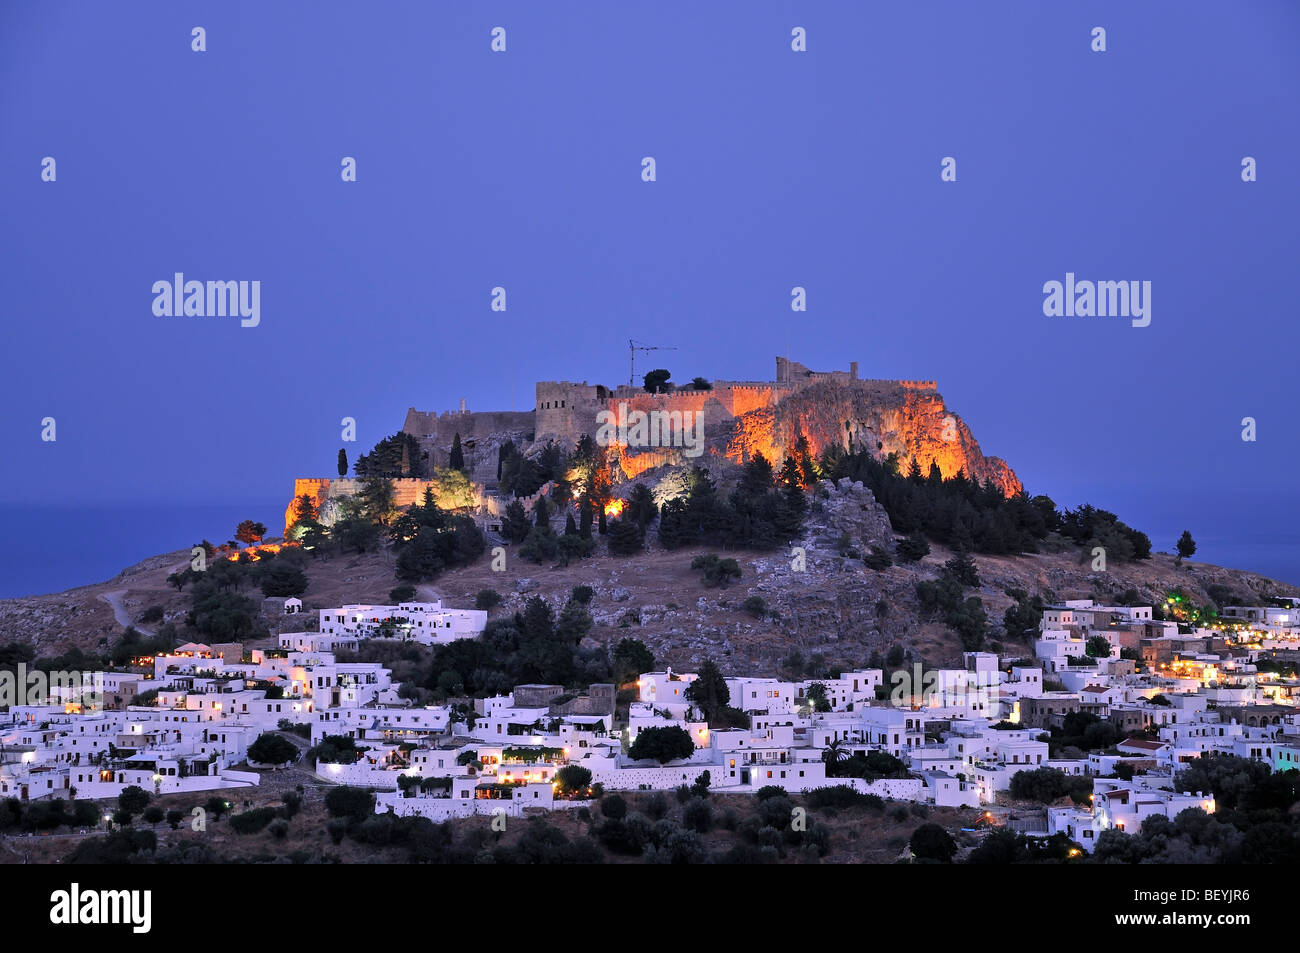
left=398, top=357, right=1021, bottom=496
left=723, top=380, right=1021, bottom=496
left=13, top=356, right=1291, bottom=674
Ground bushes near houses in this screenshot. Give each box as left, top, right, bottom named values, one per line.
left=805, top=785, right=885, bottom=811
left=324, top=785, right=374, bottom=823
left=909, top=823, right=957, bottom=863
left=1008, top=767, right=1093, bottom=805
left=309, top=735, right=362, bottom=766
left=628, top=726, right=695, bottom=764
left=554, top=764, right=593, bottom=797
left=248, top=732, right=300, bottom=766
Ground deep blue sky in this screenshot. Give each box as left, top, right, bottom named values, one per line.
left=3, top=1, right=1298, bottom=590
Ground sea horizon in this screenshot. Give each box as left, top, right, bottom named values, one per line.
left=0, top=501, right=285, bottom=600
left=0, top=501, right=1295, bottom=602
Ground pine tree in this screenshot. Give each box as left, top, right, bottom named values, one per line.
left=533, top=495, right=550, bottom=528
left=555, top=598, right=593, bottom=645
left=337, top=448, right=348, bottom=477
left=564, top=513, right=577, bottom=536
left=1175, top=530, right=1197, bottom=566
left=771, top=454, right=807, bottom=539
left=897, top=531, right=931, bottom=563
left=579, top=494, right=594, bottom=539
left=449, top=432, right=465, bottom=472
left=520, top=596, right=555, bottom=644
left=626, top=483, right=658, bottom=531
left=502, top=500, right=530, bottom=543
left=779, top=455, right=803, bottom=492
left=944, top=547, right=980, bottom=588
left=739, top=452, right=775, bottom=497
left=685, top=659, right=730, bottom=723
left=359, top=476, right=396, bottom=526
left=607, top=517, right=644, bottom=556
left=657, top=499, right=688, bottom=548
left=293, top=494, right=318, bottom=522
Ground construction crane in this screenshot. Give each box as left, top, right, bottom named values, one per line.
left=629, top=339, right=678, bottom=389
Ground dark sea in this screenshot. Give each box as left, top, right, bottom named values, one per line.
left=0, top=502, right=285, bottom=599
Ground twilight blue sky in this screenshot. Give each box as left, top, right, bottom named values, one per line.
left=2, top=0, right=1298, bottom=592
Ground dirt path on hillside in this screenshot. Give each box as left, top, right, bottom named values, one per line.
left=99, top=590, right=154, bottom=637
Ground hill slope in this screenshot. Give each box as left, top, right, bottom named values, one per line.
left=3, top=480, right=1294, bottom=675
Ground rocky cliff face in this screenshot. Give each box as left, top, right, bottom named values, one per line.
left=723, top=380, right=1022, bottom=495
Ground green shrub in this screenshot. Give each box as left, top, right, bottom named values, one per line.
left=229, top=807, right=279, bottom=834
left=324, top=786, right=374, bottom=822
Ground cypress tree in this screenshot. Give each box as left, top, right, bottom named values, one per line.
left=502, top=500, right=530, bottom=543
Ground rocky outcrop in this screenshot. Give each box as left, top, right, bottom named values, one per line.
left=725, top=380, right=1021, bottom=496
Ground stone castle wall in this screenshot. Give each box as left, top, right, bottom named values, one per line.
left=282, top=356, right=1016, bottom=527
left=402, top=407, right=533, bottom=441
left=285, top=477, right=485, bottom=534
left=531, top=358, right=914, bottom=446
left=406, top=358, right=928, bottom=451
left=534, top=381, right=608, bottom=445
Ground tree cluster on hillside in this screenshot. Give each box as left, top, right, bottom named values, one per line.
left=1058, top=504, right=1153, bottom=562
left=235, top=520, right=267, bottom=544
left=354, top=432, right=428, bottom=479
left=1002, top=588, right=1046, bottom=642
left=658, top=454, right=806, bottom=551
left=284, top=463, right=484, bottom=581
left=612, top=637, right=654, bottom=684
left=512, top=494, right=600, bottom=567
left=499, top=439, right=569, bottom=498
left=819, top=446, right=1151, bottom=562
left=390, top=487, right=485, bottom=582
left=915, top=551, right=988, bottom=651
left=412, top=594, right=608, bottom=696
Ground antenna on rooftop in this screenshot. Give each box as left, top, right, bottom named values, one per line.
left=628, top=339, right=678, bottom=389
